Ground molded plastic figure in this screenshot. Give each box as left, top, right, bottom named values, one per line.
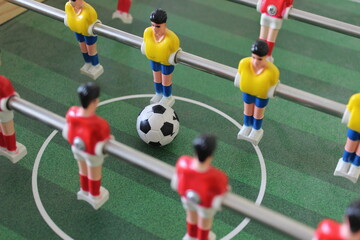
left=141, top=8, right=180, bottom=107
left=334, top=93, right=360, bottom=183
left=171, top=133, right=229, bottom=240
left=112, top=0, right=133, bottom=24
left=257, top=0, right=293, bottom=61
left=314, top=199, right=360, bottom=240
left=65, top=0, right=104, bottom=80
left=0, top=75, right=27, bottom=163
left=234, top=40, right=280, bottom=145
left=63, top=82, right=111, bottom=210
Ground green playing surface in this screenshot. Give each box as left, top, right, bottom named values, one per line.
left=1, top=0, right=360, bottom=239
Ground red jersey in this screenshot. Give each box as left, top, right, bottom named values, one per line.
left=0, top=75, right=15, bottom=111
left=66, top=106, right=111, bottom=155
left=314, top=219, right=346, bottom=240
left=260, top=0, right=293, bottom=18
left=176, top=155, right=228, bottom=208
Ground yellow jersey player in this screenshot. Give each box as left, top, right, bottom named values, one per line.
left=234, top=40, right=280, bottom=145
left=334, top=93, right=360, bottom=183
left=141, top=9, right=180, bottom=107
left=65, top=0, right=104, bottom=80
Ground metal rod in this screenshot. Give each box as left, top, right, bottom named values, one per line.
left=228, top=0, right=360, bottom=39
left=7, top=96, right=315, bottom=239
left=6, top=0, right=347, bottom=118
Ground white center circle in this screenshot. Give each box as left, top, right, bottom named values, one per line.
left=32, top=94, right=267, bottom=240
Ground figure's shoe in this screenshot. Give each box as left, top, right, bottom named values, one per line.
left=150, top=94, right=163, bottom=104
left=345, top=164, right=360, bottom=183
left=0, top=142, right=27, bottom=163
left=266, top=55, right=274, bottom=63
left=209, top=231, right=216, bottom=240
left=77, top=189, right=89, bottom=201
left=159, top=96, right=175, bottom=107
left=87, top=64, right=104, bottom=80
left=80, top=63, right=91, bottom=75
left=334, top=158, right=351, bottom=177
left=237, top=126, right=252, bottom=139
left=247, top=128, right=264, bottom=146
left=112, top=10, right=133, bottom=24
left=182, top=234, right=197, bottom=240
left=88, top=186, right=109, bottom=210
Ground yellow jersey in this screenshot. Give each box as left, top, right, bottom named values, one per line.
left=143, top=27, right=180, bottom=65
left=238, top=57, right=279, bottom=99
left=65, top=2, right=98, bottom=36
left=347, top=93, right=360, bottom=132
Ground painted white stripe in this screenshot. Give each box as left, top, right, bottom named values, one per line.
left=33, top=94, right=267, bottom=239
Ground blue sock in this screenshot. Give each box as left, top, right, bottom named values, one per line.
left=342, top=150, right=355, bottom=162
left=163, top=85, right=172, bottom=97
left=82, top=53, right=91, bottom=63
left=353, top=155, right=360, bottom=166
left=243, top=115, right=253, bottom=127
left=90, top=54, right=99, bottom=66
left=154, top=83, right=162, bottom=94
left=253, top=118, right=263, bottom=130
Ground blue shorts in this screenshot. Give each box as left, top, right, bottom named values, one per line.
left=74, top=33, right=97, bottom=45
left=150, top=61, right=174, bottom=75
left=242, top=93, right=269, bottom=108
left=347, top=129, right=360, bottom=141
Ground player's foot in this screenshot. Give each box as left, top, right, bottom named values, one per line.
left=159, top=96, right=175, bottom=107
left=248, top=128, right=264, bottom=146
left=88, top=186, right=109, bottom=210
left=0, top=142, right=27, bottom=163
left=77, top=189, right=89, bottom=201
left=266, top=55, right=274, bottom=63
left=112, top=10, right=133, bottom=24
left=345, top=164, right=360, bottom=183
left=150, top=94, right=163, bottom=104
left=237, top=125, right=252, bottom=139
left=334, top=158, right=350, bottom=177
left=209, top=231, right=216, bottom=240
left=80, top=63, right=91, bottom=74
left=87, top=64, right=104, bottom=80
left=182, top=234, right=197, bottom=240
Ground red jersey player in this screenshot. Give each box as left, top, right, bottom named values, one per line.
left=63, top=82, right=111, bottom=210
left=172, top=134, right=229, bottom=240
left=256, top=0, right=293, bottom=61
left=0, top=75, right=27, bottom=163
left=314, top=199, right=360, bottom=240
left=112, top=0, right=133, bottom=24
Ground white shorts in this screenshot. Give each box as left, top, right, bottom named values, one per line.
left=260, top=14, right=283, bottom=30
left=71, top=145, right=104, bottom=167
left=181, top=197, right=218, bottom=219
left=0, top=111, right=14, bottom=123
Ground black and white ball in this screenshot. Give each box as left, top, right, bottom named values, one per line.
left=136, top=104, right=180, bottom=146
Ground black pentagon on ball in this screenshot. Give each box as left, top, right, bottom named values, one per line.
left=149, top=141, right=162, bottom=147
left=161, top=122, right=174, bottom=136
left=139, top=119, right=151, bottom=134
left=152, top=104, right=167, bottom=114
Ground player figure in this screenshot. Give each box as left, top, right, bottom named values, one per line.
left=112, top=0, right=133, bottom=24
left=171, top=133, right=229, bottom=240
left=141, top=8, right=180, bottom=107
left=62, top=82, right=111, bottom=210
left=0, top=75, right=27, bottom=163
left=234, top=40, right=280, bottom=145
left=334, top=93, right=360, bottom=183
left=314, top=199, right=360, bottom=240
left=257, top=0, right=293, bottom=62
left=65, top=0, right=104, bottom=80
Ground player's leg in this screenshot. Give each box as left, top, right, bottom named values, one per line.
left=150, top=61, right=163, bottom=104
left=183, top=210, right=198, bottom=240
left=198, top=217, right=215, bottom=240
left=85, top=37, right=104, bottom=80
left=334, top=129, right=358, bottom=177
left=159, top=64, right=175, bottom=107
left=112, top=0, right=133, bottom=24
left=75, top=33, right=92, bottom=73
left=238, top=93, right=254, bottom=138
left=347, top=137, right=360, bottom=183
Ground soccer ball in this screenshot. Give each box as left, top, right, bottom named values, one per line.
left=136, top=104, right=180, bottom=146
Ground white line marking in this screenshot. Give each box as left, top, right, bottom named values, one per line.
left=33, top=94, right=267, bottom=240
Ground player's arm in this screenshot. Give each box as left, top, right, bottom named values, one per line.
left=88, top=6, right=101, bottom=36
left=168, top=34, right=181, bottom=65
left=234, top=60, right=243, bottom=88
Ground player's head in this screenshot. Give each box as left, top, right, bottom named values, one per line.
left=77, top=82, right=100, bottom=109
left=150, top=9, right=167, bottom=24
left=345, top=200, right=360, bottom=234
left=193, top=133, right=217, bottom=163
left=251, top=40, right=269, bottom=57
